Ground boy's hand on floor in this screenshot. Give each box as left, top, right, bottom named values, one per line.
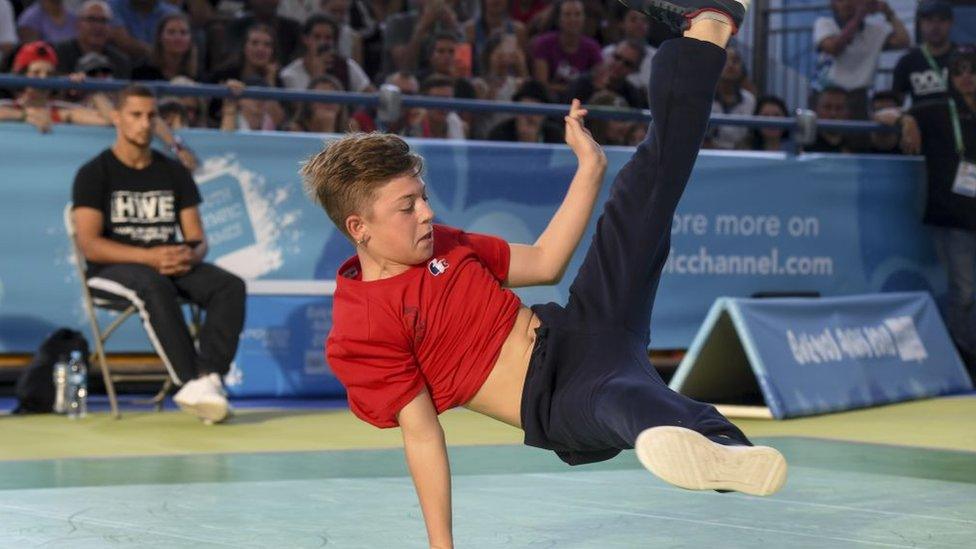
left=564, top=99, right=606, bottom=167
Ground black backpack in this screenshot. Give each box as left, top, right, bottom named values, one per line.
left=13, top=328, right=91, bottom=414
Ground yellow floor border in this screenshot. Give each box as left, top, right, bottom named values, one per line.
left=2, top=396, right=973, bottom=461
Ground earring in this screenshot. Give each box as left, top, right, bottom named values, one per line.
left=356, top=236, right=367, bottom=246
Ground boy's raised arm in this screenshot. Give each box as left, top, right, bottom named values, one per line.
left=398, top=388, right=454, bottom=549
left=506, top=99, right=608, bottom=288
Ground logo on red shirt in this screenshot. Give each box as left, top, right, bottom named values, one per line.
left=428, top=257, right=449, bottom=276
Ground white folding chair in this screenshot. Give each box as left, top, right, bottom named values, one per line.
left=64, top=203, right=200, bottom=418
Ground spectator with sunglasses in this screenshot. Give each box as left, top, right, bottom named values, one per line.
left=565, top=38, right=646, bottom=108
left=601, top=7, right=655, bottom=96
left=876, top=47, right=976, bottom=380
left=0, top=41, right=108, bottom=132
left=54, top=0, right=131, bottom=79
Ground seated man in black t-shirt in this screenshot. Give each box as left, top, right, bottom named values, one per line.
left=71, top=84, right=246, bottom=423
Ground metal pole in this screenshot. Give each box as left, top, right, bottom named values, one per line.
left=752, top=0, right=770, bottom=97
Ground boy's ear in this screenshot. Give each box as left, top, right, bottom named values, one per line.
left=346, top=214, right=366, bottom=243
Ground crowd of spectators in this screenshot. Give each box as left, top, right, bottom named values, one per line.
left=0, top=0, right=970, bottom=153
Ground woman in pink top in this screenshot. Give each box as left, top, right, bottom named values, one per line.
left=529, top=0, right=602, bottom=100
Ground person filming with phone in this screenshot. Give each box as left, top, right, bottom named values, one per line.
left=812, top=0, right=909, bottom=120
left=280, top=14, right=373, bottom=93
left=71, top=84, right=246, bottom=424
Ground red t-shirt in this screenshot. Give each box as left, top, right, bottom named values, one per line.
left=327, top=225, right=522, bottom=428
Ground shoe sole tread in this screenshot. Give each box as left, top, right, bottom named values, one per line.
left=175, top=398, right=229, bottom=424
left=636, top=426, right=787, bottom=496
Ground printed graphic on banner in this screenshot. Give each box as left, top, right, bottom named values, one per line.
left=195, top=155, right=304, bottom=279
left=303, top=303, right=332, bottom=375
left=665, top=217, right=834, bottom=277
left=196, top=173, right=257, bottom=252
left=231, top=295, right=340, bottom=397
left=739, top=293, right=972, bottom=417
left=785, top=316, right=928, bottom=365
left=672, top=293, right=972, bottom=419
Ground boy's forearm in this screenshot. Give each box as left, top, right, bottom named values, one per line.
left=403, top=425, right=453, bottom=548
left=534, top=159, right=607, bottom=281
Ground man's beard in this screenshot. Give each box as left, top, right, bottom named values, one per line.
left=124, top=132, right=151, bottom=149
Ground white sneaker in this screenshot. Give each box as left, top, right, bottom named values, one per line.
left=205, top=372, right=234, bottom=419
left=206, top=372, right=226, bottom=395
left=173, top=375, right=229, bottom=424
left=635, top=426, right=787, bottom=496
left=173, top=377, right=203, bottom=409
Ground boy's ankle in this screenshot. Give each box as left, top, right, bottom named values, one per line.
left=682, top=16, right=734, bottom=47
left=688, top=10, right=734, bottom=29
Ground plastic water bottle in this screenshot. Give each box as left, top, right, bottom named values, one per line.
left=66, top=350, right=88, bottom=419
left=52, top=355, right=68, bottom=414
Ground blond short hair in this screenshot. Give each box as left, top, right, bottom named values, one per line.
left=301, top=132, right=424, bottom=240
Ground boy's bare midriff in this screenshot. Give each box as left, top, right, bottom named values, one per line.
left=465, top=306, right=541, bottom=429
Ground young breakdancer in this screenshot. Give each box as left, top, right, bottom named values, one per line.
left=302, top=1, right=786, bottom=546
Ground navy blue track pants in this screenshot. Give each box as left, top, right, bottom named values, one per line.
left=520, top=37, right=751, bottom=465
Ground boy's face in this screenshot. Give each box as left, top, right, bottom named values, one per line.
left=357, top=174, right=435, bottom=267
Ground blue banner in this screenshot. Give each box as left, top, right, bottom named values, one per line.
left=228, top=293, right=343, bottom=397
left=673, top=293, right=972, bottom=418
left=0, top=123, right=941, bottom=360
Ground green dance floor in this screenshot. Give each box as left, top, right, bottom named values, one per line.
left=2, top=438, right=974, bottom=548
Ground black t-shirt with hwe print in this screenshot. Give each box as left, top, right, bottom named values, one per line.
left=72, top=149, right=201, bottom=272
